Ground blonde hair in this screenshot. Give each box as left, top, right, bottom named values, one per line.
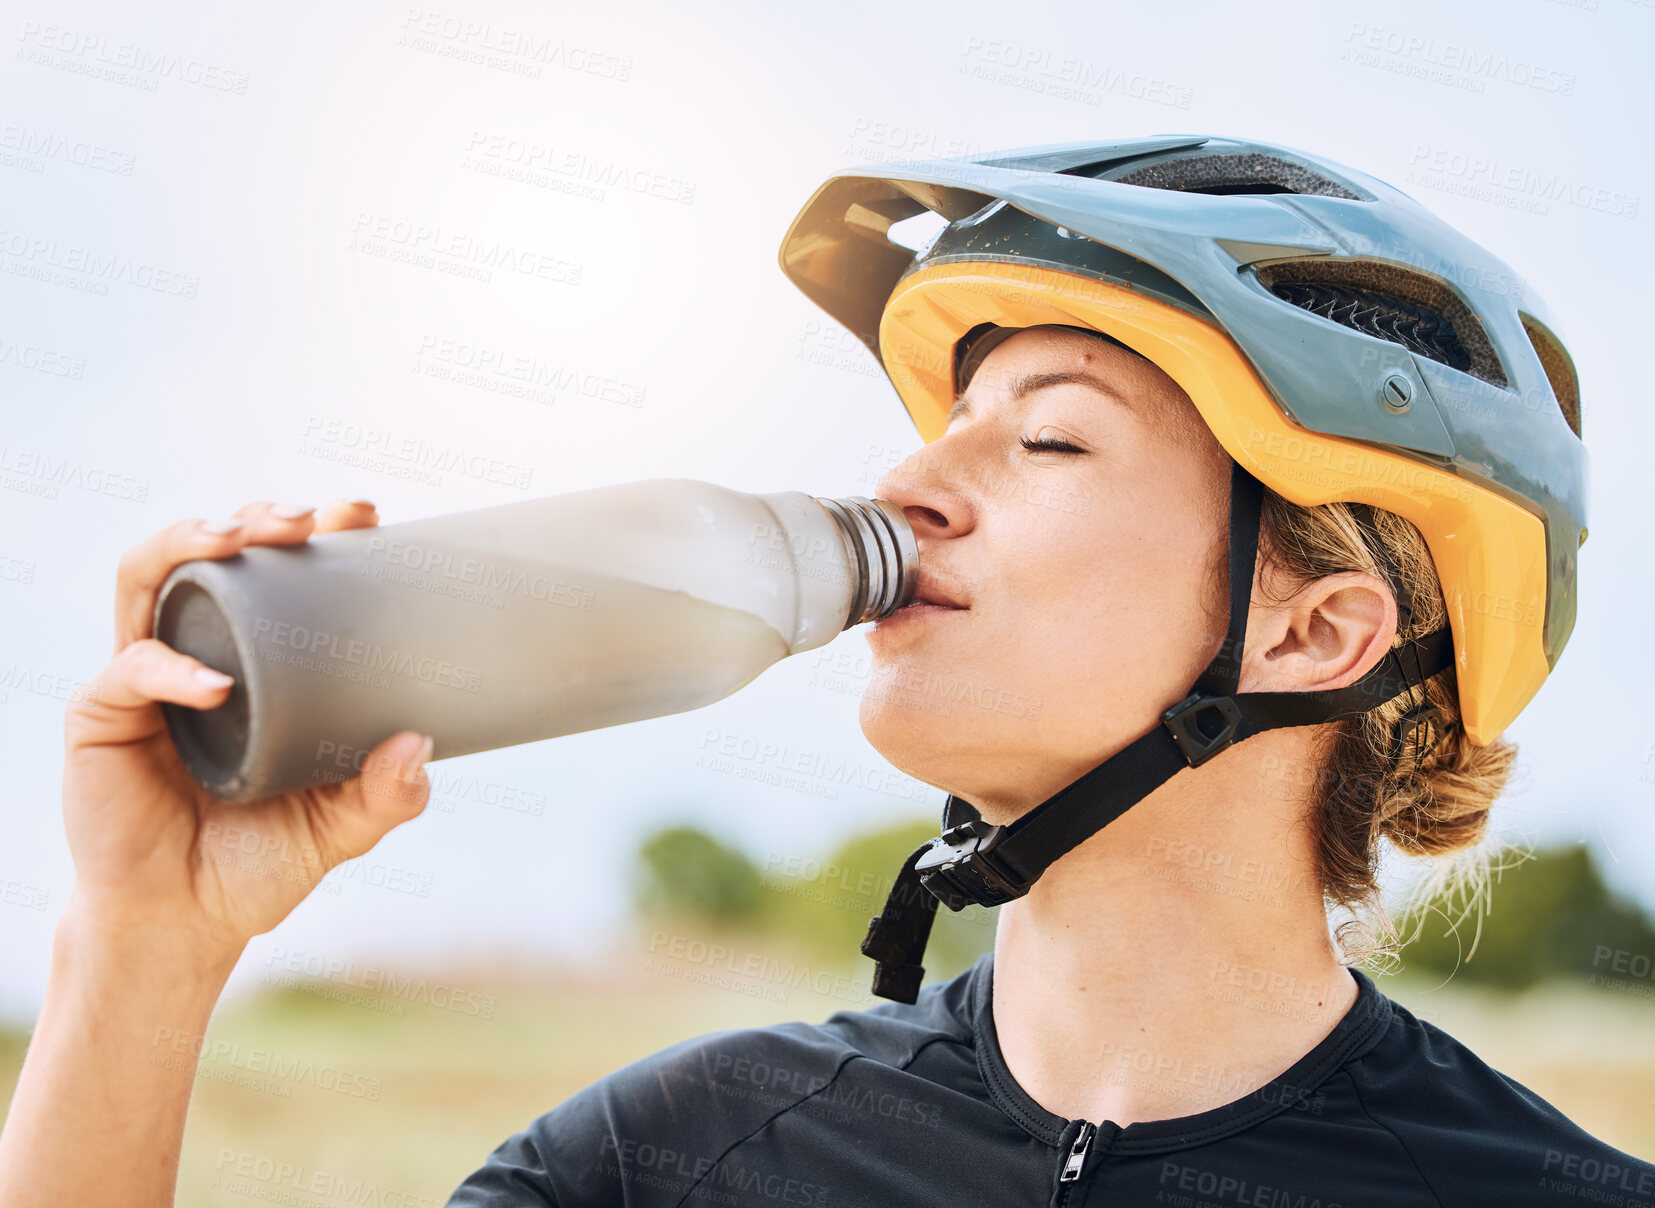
left=1255, top=488, right=1518, bottom=963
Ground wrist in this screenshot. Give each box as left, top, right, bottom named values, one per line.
left=0, top=889, right=242, bottom=1207
left=54, top=887, right=246, bottom=996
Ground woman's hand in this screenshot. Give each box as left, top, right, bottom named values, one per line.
left=63, top=497, right=434, bottom=965
left=0, top=497, right=437, bottom=1208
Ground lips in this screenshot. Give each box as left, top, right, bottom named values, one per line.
left=905, top=571, right=969, bottom=611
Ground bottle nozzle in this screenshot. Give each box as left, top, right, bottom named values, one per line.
left=814, top=496, right=918, bottom=628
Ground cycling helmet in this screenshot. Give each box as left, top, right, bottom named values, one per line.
left=778, top=134, right=1588, bottom=1003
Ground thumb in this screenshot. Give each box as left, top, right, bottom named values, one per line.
left=320, top=730, right=434, bottom=863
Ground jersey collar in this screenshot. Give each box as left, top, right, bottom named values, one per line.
left=965, top=950, right=1395, bottom=1153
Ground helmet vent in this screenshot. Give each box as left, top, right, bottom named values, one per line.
left=1272, top=282, right=1469, bottom=371
left=1521, top=315, right=1582, bottom=436
left=1255, top=260, right=1507, bottom=388
left=1106, top=153, right=1362, bottom=200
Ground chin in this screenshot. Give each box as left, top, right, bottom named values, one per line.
left=857, top=660, right=1028, bottom=801
left=856, top=673, right=958, bottom=788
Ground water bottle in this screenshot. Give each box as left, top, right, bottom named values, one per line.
left=151, top=478, right=917, bottom=803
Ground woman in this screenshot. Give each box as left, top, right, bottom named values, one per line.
left=2, top=135, right=1648, bottom=1206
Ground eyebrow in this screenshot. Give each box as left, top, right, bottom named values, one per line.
left=946, top=370, right=1128, bottom=426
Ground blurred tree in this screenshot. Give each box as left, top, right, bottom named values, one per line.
left=631, top=824, right=763, bottom=926
left=1400, top=845, right=1655, bottom=990
left=755, top=819, right=997, bottom=982
left=629, top=818, right=997, bottom=983
left=632, top=828, right=1655, bottom=998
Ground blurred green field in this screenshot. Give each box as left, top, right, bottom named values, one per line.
left=4, top=834, right=1651, bottom=1202
left=2, top=931, right=1651, bottom=1208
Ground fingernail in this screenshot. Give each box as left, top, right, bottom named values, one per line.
left=414, top=734, right=435, bottom=765
left=272, top=503, right=316, bottom=519
left=200, top=517, right=244, bottom=534
left=347, top=498, right=377, bottom=509
left=194, top=666, right=235, bottom=687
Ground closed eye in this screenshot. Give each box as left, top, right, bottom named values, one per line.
left=1020, top=435, right=1086, bottom=454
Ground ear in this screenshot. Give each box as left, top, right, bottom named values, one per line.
left=1237, top=570, right=1398, bottom=695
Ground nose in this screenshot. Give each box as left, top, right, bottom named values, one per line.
left=873, top=446, right=977, bottom=541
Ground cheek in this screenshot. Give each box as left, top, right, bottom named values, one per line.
left=988, top=487, right=1222, bottom=705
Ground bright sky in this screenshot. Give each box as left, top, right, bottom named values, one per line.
left=1, top=0, right=1649, bottom=1020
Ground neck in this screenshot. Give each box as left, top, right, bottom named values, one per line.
left=985, top=727, right=1359, bottom=1128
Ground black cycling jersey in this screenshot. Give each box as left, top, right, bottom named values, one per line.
left=446, top=951, right=1654, bottom=1207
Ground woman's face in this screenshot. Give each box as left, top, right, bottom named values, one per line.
left=862, top=327, right=1236, bottom=821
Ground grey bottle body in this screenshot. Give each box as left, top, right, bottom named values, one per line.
left=151, top=478, right=916, bottom=803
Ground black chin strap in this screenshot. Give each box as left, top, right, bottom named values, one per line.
left=860, top=462, right=1455, bottom=1004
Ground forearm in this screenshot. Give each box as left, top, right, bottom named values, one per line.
left=0, top=892, right=242, bottom=1208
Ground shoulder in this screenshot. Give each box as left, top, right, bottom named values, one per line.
left=443, top=959, right=983, bottom=1207
left=1343, top=986, right=1655, bottom=1206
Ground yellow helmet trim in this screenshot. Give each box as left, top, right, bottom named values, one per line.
left=878, top=260, right=1548, bottom=746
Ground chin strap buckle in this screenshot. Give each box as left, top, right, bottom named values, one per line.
left=913, top=819, right=1028, bottom=911
left=1161, top=692, right=1244, bottom=767
left=860, top=819, right=1030, bottom=1004
left=861, top=840, right=943, bottom=1004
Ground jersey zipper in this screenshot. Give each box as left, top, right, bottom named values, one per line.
left=1058, top=1121, right=1095, bottom=1183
